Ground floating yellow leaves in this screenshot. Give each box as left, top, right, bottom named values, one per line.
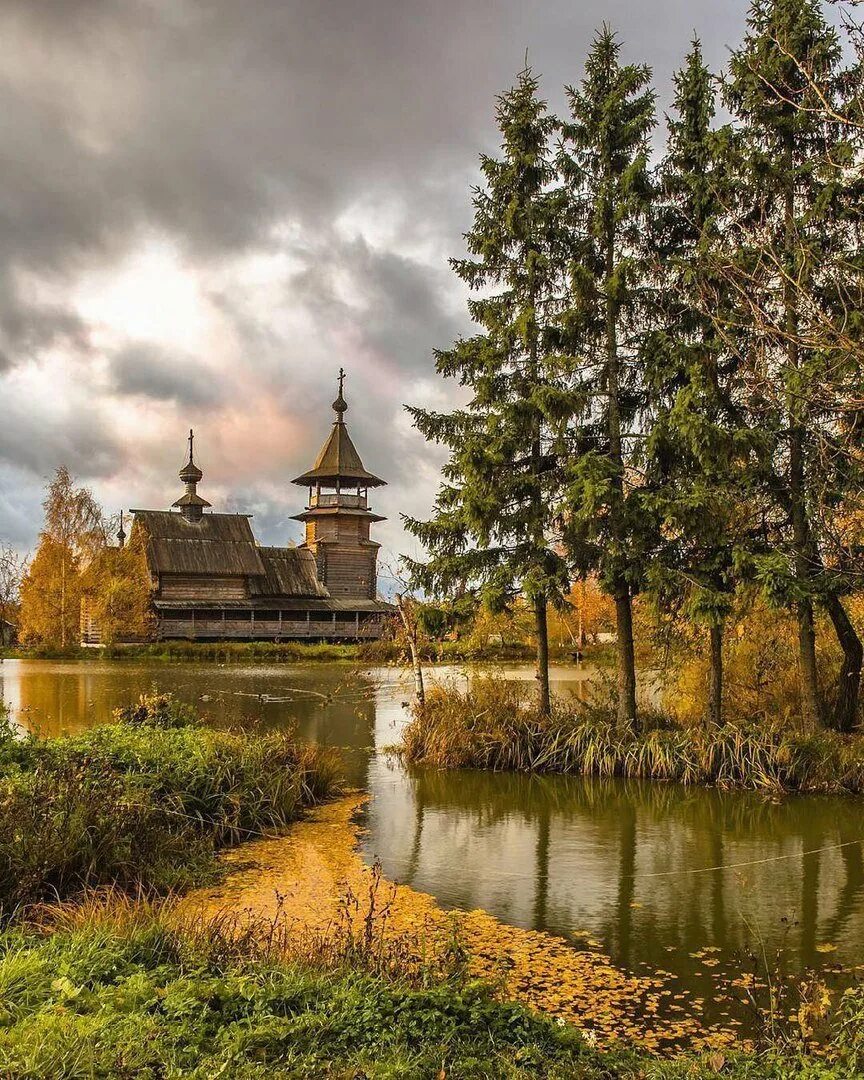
left=182, top=794, right=739, bottom=1054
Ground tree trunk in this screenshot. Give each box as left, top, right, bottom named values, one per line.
left=534, top=594, right=551, bottom=716
left=784, top=157, right=821, bottom=729
left=60, top=552, right=67, bottom=650
left=614, top=586, right=637, bottom=727
left=823, top=594, right=863, bottom=733
left=706, top=621, right=723, bottom=727
left=796, top=598, right=821, bottom=728
left=524, top=256, right=552, bottom=718
left=577, top=580, right=586, bottom=650
left=605, top=213, right=638, bottom=729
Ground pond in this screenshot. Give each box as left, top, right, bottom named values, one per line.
left=2, top=657, right=862, bottom=1017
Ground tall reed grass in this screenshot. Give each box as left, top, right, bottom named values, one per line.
left=400, top=679, right=864, bottom=794
left=0, top=694, right=341, bottom=915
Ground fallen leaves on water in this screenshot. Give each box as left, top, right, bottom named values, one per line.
left=182, top=794, right=741, bottom=1054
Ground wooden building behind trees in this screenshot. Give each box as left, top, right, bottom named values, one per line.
left=82, top=374, right=393, bottom=643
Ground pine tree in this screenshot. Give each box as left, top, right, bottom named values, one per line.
left=721, top=0, right=864, bottom=730
left=558, top=28, right=656, bottom=727
left=403, top=67, right=572, bottom=714
left=644, top=40, right=760, bottom=726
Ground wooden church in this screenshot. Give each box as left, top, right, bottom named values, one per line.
left=119, top=372, right=393, bottom=642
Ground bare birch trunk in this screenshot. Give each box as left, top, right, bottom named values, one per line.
left=396, top=594, right=425, bottom=707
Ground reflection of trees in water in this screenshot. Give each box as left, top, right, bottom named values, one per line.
left=822, top=839, right=864, bottom=947
left=398, top=766, right=864, bottom=969
left=405, top=798, right=425, bottom=886
left=6, top=663, right=381, bottom=746
left=614, top=801, right=637, bottom=966
left=533, top=802, right=550, bottom=928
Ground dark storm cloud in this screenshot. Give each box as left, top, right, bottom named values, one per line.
left=286, top=232, right=466, bottom=376
left=0, top=0, right=753, bottom=279
left=110, top=344, right=225, bottom=407
left=0, top=398, right=119, bottom=478
left=0, top=0, right=780, bottom=552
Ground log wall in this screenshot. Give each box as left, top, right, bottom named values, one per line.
left=155, top=612, right=384, bottom=640
left=159, top=575, right=248, bottom=600
left=319, top=546, right=377, bottom=599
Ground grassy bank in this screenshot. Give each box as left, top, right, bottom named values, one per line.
left=0, top=903, right=862, bottom=1078
left=0, top=694, right=340, bottom=914
left=0, top=640, right=388, bottom=663
left=400, top=679, right=864, bottom=795
left=0, top=638, right=607, bottom=665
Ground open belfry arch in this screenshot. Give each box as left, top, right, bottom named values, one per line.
left=107, top=371, right=393, bottom=643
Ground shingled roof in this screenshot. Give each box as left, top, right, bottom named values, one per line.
left=132, top=511, right=266, bottom=577
left=131, top=512, right=340, bottom=600
left=256, top=546, right=330, bottom=598
left=292, top=372, right=385, bottom=488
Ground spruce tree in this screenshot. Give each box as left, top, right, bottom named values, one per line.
left=721, top=0, right=864, bottom=730
left=558, top=28, right=656, bottom=727
left=403, top=67, right=571, bottom=714
left=644, top=41, right=759, bottom=726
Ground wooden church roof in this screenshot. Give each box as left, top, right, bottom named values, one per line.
left=131, top=511, right=331, bottom=599
left=255, top=546, right=329, bottom=598
left=132, top=511, right=266, bottom=576
left=292, top=369, right=385, bottom=488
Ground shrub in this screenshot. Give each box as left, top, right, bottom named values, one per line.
left=114, top=691, right=200, bottom=729
left=400, top=678, right=864, bottom=794
left=0, top=698, right=341, bottom=915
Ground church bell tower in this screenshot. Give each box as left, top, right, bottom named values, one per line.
left=291, top=370, right=386, bottom=600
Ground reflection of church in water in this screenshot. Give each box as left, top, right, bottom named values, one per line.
left=88, top=371, right=394, bottom=642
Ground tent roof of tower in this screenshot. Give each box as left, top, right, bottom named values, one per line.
left=292, top=370, right=386, bottom=488
left=292, top=422, right=385, bottom=487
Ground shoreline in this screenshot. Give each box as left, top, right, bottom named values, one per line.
left=0, top=642, right=611, bottom=665
left=181, top=792, right=740, bottom=1054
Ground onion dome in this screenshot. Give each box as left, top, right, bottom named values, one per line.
left=173, top=429, right=211, bottom=520
left=179, top=430, right=204, bottom=484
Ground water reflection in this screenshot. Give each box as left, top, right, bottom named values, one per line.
left=364, top=759, right=864, bottom=994
left=1, top=658, right=379, bottom=785
left=3, top=657, right=864, bottom=999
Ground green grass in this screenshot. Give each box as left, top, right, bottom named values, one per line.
left=0, top=640, right=394, bottom=663
left=399, top=679, right=864, bottom=794
left=0, top=637, right=607, bottom=664
left=0, top=909, right=860, bottom=1078
left=0, top=695, right=341, bottom=915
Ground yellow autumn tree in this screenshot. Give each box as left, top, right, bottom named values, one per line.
left=82, top=529, right=154, bottom=644
left=18, top=467, right=105, bottom=649
left=18, top=536, right=82, bottom=648
left=547, top=579, right=616, bottom=649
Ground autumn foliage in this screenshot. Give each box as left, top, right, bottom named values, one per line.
left=81, top=530, right=155, bottom=645
left=19, top=467, right=154, bottom=648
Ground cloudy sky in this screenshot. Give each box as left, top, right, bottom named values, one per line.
left=0, top=0, right=763, bottom=572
